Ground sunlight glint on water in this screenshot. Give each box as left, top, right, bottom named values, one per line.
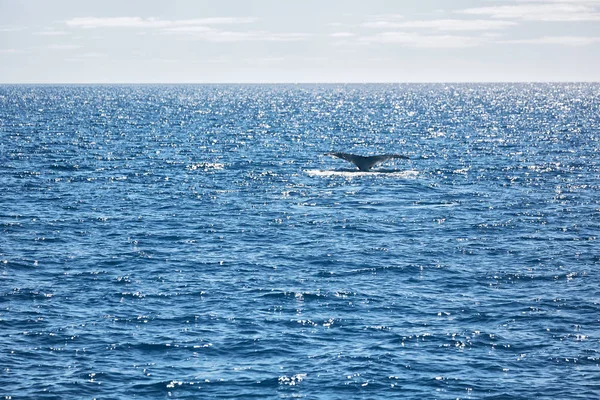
left=0, top=83, right=599, bottom=399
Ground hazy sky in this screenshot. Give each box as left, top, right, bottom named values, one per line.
left=1, top=0, right=599, bottom=83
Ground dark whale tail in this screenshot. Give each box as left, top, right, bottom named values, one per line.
left=324, top=152, right=409, bottom=172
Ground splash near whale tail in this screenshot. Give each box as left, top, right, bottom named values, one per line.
left=324, top=152, right=409, bottom=171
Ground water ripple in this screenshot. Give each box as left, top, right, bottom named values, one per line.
left=1, top=83, right=599, bottom=399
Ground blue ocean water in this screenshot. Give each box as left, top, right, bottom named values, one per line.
left=0, top=83, right=599, bottom=399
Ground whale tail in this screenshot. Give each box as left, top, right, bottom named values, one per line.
left=324, top=152, right=409, bottom=172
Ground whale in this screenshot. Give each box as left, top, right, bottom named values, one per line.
left=324, top=152, right=409, bottom=172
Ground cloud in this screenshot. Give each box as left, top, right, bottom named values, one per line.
left=65, top=16, right=257, bottom=29
left=329, top=2, right=600, bottom=49
left=47, top=44, right=82, bottom=50
left=0, top=49, right=22, bottom=54
left=164, top=29, right=310, bottom=42
left=160, top=28, right=311, bottom=42
left=330, top=32, right=356, bottom=38
left=63, top=16, right=309, bottom=42
left=35, top=30, right=68, bottom=36
left=367, top=14, right=405, bottom=21
left=65, top=52, right=107, bottom=62
left=361, top=19, right=516, bottom=31
left=0, top=26, right=26, bottom=32
left=162, top=26, right=213, bottom=33
left=327, top=22, right=351, bottom=28
left=243, top=57, right=286, bottom=65
left=460, top=2, right=600, bottom=21
left=501, top=35, right=600, bottom=45
left=205, top=31, right=311, bottom=42
left=360, top=32, right=484, bottom=48
left=523, top=0, right=600, bottom=3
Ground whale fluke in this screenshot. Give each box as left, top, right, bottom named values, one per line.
left=324, top=152, right=409, bottom=172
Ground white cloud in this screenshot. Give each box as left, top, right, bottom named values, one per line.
left=167, top=29, right=311, bottom=42
left=63, top=16, right=309, bottom=42
left=0, top=49, right=22, bottom=54
left=162, top=26, right=213, bottom=33
left=47, top=44, right=82, bottom=50
left=204, top=57, right=230, bottom=64
left=35, top=30, right=68, bottom=36
left=360, top=32, right=484, bottom=48
left=65, top=16, right=257, bottom=29
left=243, top=57, right=286, bottom=65
left=461, top=2, right=600, bottom=21
left=361, top=19, right=517, bottom=31
left=327, top=22, right=350, bottom=28
left=501, top=35, right=600, bottom=45
left=524, top=0, right=600, bottom=3
left=0, top=26, right=26, bottom=32
left=357, top=14, right=405, bottom=29
left=367, top=14, right=405, bottom=21
left=361, top=21, right=405, bottom=29
left=330, top=32, right=356, bottom=38
left=77, top=52, right=105, bottom=58
left=209, top=31, right=311, bottom=42
left=65, top=52, right=107, bottom=62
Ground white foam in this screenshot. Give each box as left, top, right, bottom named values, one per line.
left=305, top=169, right=419, bottom=178
left=408, top=202, right=459, bottom=209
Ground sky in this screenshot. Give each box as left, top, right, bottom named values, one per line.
left=1, top=0, right=599, bottom=83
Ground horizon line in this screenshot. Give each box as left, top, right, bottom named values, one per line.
left=1, top=80, right=599, bottom=85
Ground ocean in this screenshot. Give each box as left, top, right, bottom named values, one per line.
left=1, top=83, right=599, bottom=399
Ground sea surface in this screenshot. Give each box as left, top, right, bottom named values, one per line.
left=1, top=83, right=599, bottom=399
